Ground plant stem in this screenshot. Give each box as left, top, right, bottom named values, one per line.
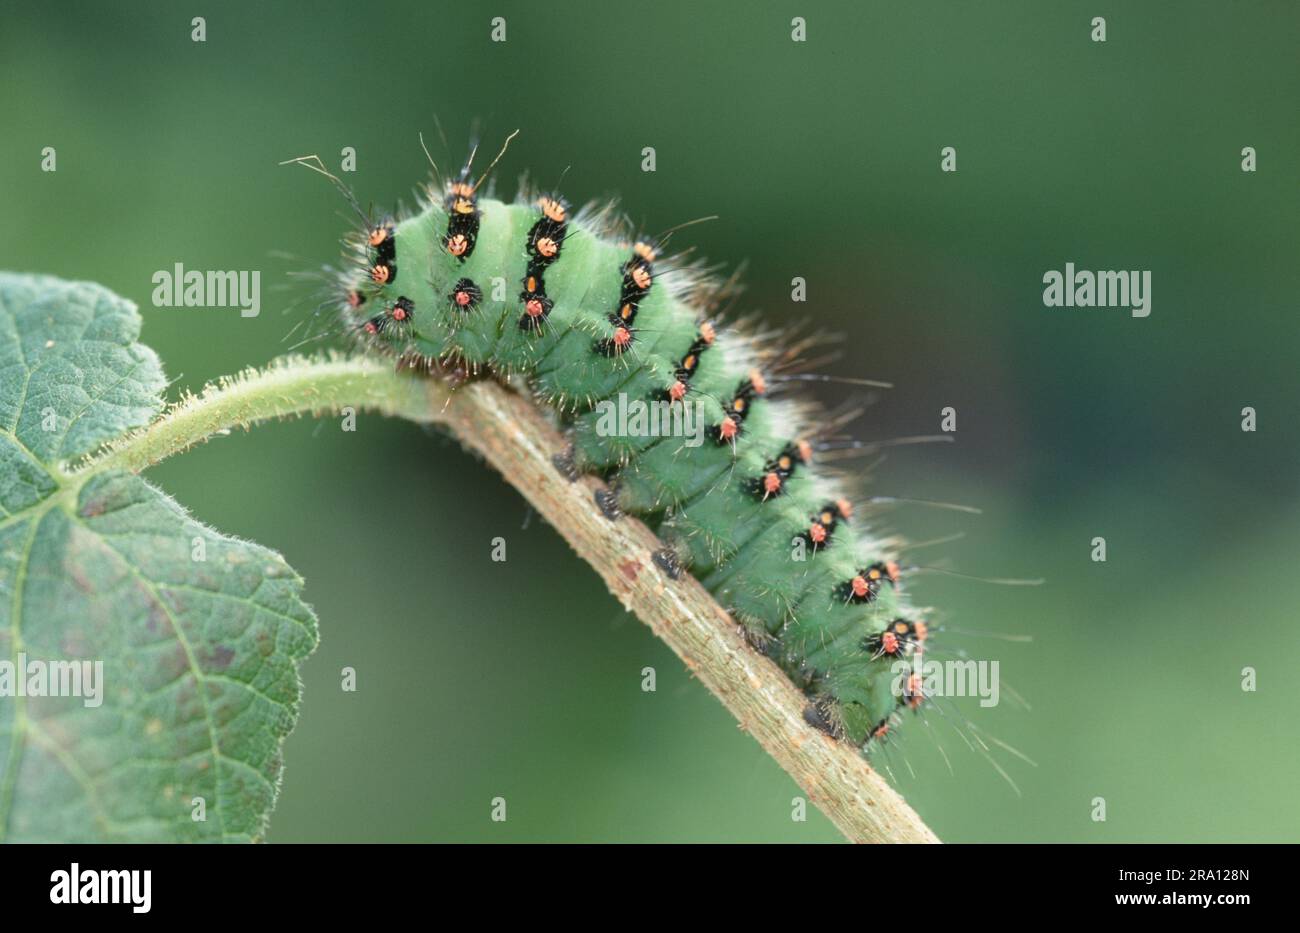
left=88, top=355, right=437, bottom=474
left=84, top=355, right=940, bottom=844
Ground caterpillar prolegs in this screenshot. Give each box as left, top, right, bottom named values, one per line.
left=315, top=146, right=932, bottom=752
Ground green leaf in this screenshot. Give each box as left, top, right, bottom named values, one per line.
left=0, top=273, right=318, bottom=842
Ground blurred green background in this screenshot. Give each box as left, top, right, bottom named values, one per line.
left=2, top=0, right=1297, bottom=842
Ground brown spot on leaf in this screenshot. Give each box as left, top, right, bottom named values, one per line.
left=199, top=644, right=235, bottom=671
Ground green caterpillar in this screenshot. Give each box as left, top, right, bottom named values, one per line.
left=310, top=145, right=930, bottom=750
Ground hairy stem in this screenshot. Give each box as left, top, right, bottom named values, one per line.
left=87, top=355, right=436, bottom=474
left=84, top=355, right=940, bottom=844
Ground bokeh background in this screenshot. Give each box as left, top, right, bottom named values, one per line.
left=2, top=0, right=1296, bottom=842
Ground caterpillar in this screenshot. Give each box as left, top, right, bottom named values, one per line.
left=295, top=139, right=936, bottom=754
